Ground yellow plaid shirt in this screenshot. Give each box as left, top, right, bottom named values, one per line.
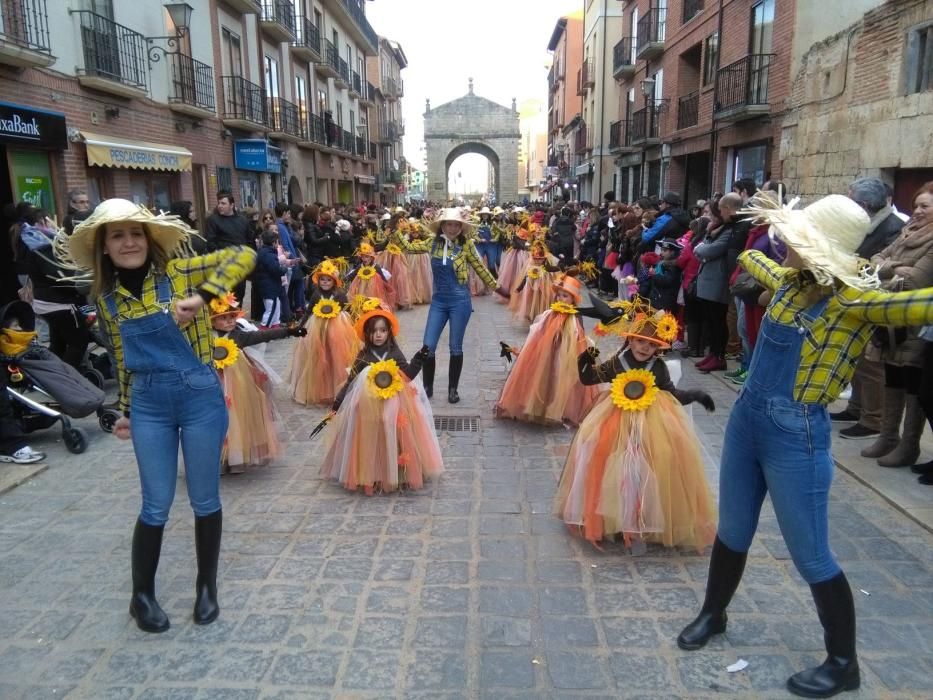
left=741, top=250, right=933, bottom=404
left=393, top=232, right=498, bottom=289
left=97, top=246, right=256, bottom=413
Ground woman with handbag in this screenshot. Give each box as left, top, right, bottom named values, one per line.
left=691, top=198, right=733, bottom=372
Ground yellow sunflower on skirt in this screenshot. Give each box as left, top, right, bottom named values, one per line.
left=367, top=359, right=404, bottom=399
left=527, top=266, right=542, bottom=280
left=358, top=265, right=377, bottom=280
left=386, top=243, right=402, bottom=255
left=312, top=298, right=342, bottom=319
left=610, top=368, right=658, bottom=411
left=212, top=337, right=240, bottom=369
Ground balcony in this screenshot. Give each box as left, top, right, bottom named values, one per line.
left=714, top=54, right=773, bottom=122
left=336, top=57, right=349, bottom=88
left=221, top=75, right=266, bottom=130
left=323, top=0, right=378, bottom=54
left=71, top=10, right=147, bottom=99
left=609, top=119, right=636, bottom=153
left=398, top=78, right=404, bottom=98
left=636, top=7, right=666, bottom=60
left=384, top=169, right=403, bottom=185
left=167, top=54, right=215, bottom=119
left=612, top=37, right=635, bottom=80
left=342, top=128, right=354, bottom=152
left=0, top=0, right=54, bottom=68
left=379, top=119, right=398, bottom=144
left=676, top=91, right=699, bottom=129
left=301, top=113, right=326, bottom=147
left=221, top=0, right=261, bottom=13
left=350, top=70, right=362, bottom=97
left=267, top=96, right=302, bottom=140
left=315, top=39, right=340, bottom=80
left=383, top=75, right=398, bottom=101
left=360, top=80, right=375, bottom=106
left=582, top=59, right=595, bottom=90
left=260, top=1, right=296, bottom=43
left=397, top=118, right=405, bottom=136
left=631, top=102, right=665, bottom=144
left=368, top=141, right=377, bottom=160
left=291, top=16, right=320, bottom=62
left=683, top=0, right=704, bottom=24
left=355, top=135, right=366, bottom=157
left=573, top=123, right=587, bottom=152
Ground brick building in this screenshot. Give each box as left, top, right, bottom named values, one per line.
left=0, top=0, right=391, bottom=223
left=544, top=12, right=584, bottom=202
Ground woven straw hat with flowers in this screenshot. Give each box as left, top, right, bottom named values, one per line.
left=597, top=296, right=679, bottom=349
left=311, top=259, right=344, bottom=288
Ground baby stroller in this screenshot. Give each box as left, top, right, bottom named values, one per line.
left=2, top=301, right=120, bottom=453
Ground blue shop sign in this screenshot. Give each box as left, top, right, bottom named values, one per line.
left=233, top=139, right=282, bottom=173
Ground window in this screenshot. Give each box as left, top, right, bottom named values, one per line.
left=295, top=74, right=308, bottom=128
left=703, top=32, right=718, bottom=86
left=336, top=101, right=343, bottom=127
left=85, top=0, right=114, bottom=18
left=332, top=29, right=338, bottom=49
left=630, top=7, right=638, bottom=63
left=906, top=23, right=933, bottom=95
left=221, top=28, right=242, bottom=77
left=314, top=9, right=322, bottom=29
left=750, top=0, right=775, bottom=55
left=216, top=167, right=233, bottom=194
left=317, top=88, right=327, bottom=114
left=129, top=173, right=175, bottom=212
left=264, top=55, right=279, bottom=98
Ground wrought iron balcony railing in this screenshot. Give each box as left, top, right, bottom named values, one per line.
left=323, top=38, right=339, bottom=72
left=573, top=123, right=587, bottom=152
left=676, top=90, right=699, bottom=129
left=168, top=53, right=215, bottom=112
left=1, top=0, right=52, bottom=56
left=260, top=1, right=296, bottom=38
left=72, top=10, right=147, bottom=92
left=221, top=75, right=266, bottom=125
left=292, top=16, right=320, bottom=58
left=337, top=0, right=377, bottom=50
left=715, top=53, right=774, bottom=119
left=268, top=96, right=302, bottom=137
left=351, top=70, right=362, bottom=95
left=631, top=101, right=666, bottom=142
left=636, top=6, right=666, bottom=58
left=612, top=37, right=635, bottom=77
left=337, top=57, right=349, bottom=84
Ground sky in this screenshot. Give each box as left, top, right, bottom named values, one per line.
left=366, top=0, right=583, bottom=193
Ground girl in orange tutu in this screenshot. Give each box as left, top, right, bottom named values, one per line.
left=404, top=218, right=433, bottom=304
left=496, top=221, right=529, bottom=300
left=510, top=240, right=559, bottom=323
left=210, top=293, right=306, bottom=473
left=496, top=273, right=599, bottom=426
left=376, top=214, right=412, bottom=309
left=554, top=299, right=717, bottom=551
left=322, top=303, right=442, bottom=494
left=289, top=259, right=358, bottom=405
left=346, top=241, right=396, bottom=309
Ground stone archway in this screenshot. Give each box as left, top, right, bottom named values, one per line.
left=287, top=175, right=302, bottom=205
left=424, top=80, right=520, bottom=203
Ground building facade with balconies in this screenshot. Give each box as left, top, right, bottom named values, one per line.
left=366, top=36, right=406, bottom=204
left=544, top=13, right=583, bottom=201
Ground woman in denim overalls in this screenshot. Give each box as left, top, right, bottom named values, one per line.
left=59, top=199, right=255, bottom=634
left=677, top=194, right=933, bottom=698
left=394, top=208, right=507, bottom=402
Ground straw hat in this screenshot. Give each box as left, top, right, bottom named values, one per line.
left=428, top=208, right=475, bottom=236
left=478, top=207, right=492, bottom=215
left=552, top=273, right=584, bottom=304
left=600, top=297, right=678, bottom=349
left=358, top=241, right=376, bottom=257
left=354, top=302, right=400, bottom=341
left=311, top=259, right=343, bottom=287
left=208, top=292, right=244, bottom=318
left=380, top=212, right=391, bottom=221
left=742, top=193, right=878, bottom=290
left=58, top=198, right=193, bottom=272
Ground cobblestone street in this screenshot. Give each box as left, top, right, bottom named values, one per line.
left=1, top=295, right=932, bottom=699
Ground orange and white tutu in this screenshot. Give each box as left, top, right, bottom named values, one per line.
left=554, top=389, right=716, bottom=550
left=220, top=354, right=282, bottom=471
left=468, top=265, right=489, bottom=296
left=289, top=310, right=358, bottom=405
left=322, top=367, right=443, bottom=494
left=510, top=265, right=555, bottom=324
left=497, top=248, right=528, bottom=302
left=348, top=270, right=397, bottom=310
left=377, top=248, right=412, bottom=309
left=496, top=310, right=599, bottom=426
left=407, top=252, right=433, bottom=304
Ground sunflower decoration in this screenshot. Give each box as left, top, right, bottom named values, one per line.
left=367, top=359, right=404, bottom=400
left=579, top=260, right=599, bottom=281
left=212, top=336, right=240, bottom=369
left=610, top=368, right=659, bottom=411
left=527, top=266, right=542, bottom=280
left=550, top=301, right=578, bottom=315
left=386, top=242, right=403, bottom=256
left=358, top=265, right=377, bottom=281
left=312, top=298, right=342, bottom=319
left=654, top=312, right=679, bottom=343
left=209, top=292, right=238, bottom=316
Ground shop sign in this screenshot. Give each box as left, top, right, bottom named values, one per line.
left=82, top=131, right=192, bottom=171
left=0, top=101, right=67, bottom=150
left=234, top=139, right=282, bottom=173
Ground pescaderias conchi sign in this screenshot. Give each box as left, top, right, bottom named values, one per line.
left=0, top=101, right=68, bottom=151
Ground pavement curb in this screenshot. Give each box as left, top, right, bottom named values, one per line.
left=0, top=461, right=49, bottom=495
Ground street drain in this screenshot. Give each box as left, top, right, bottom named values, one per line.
left=434, top=415, right=480, bottom=432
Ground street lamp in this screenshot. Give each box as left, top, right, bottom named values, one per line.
left=146, top=3, right=194, bottom=64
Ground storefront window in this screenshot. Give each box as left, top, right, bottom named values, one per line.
left=8, top=149, right=54, bottom=211
left=238, top=172, right=259, bottom=209
left=733, top=144, right=767, bottom=189
left=129, top=174, right=175, bottom=212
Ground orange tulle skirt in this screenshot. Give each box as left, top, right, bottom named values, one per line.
left=468, top=265, right=489, bottom=296
left=407, top=252, right=433, bottom=304
left=289, top=312, right=359, bottom=405
left=496, top=311, right=599, bottom=426
left=221, top=355, right=282, bottom=471
left=322, top=367, right=443, bottom=494
left=554, top=390, right=716, bottom=550
left=497, top=249, right=528, bottom=303
left=348, top=272, right=397, bottom=310
left=377, top=250, right=412, bottom=309
left=510, top=267, right=555, bottom=324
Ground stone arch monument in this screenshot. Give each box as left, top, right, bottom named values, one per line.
left=424, top=79, right=520, bottom=203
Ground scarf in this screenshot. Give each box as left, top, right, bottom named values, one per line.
left=0, top=328, right=37, bottom=357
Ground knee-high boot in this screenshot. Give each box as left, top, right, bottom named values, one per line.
left=129, top=519, right=170, bottom=633
left=787, top=571, right=859, bottom=698
left=860, top=387, right=904, bottom=458
left=193, top=509, right=222, bottom=625
left=878, top=394, right=924, bottom=467
left=677, top=537, right=747, bottom=650
left=448, top=354, right=463, bottom=404
left=422, top=356, right=435, bottom=399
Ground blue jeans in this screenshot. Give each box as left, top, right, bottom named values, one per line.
left=423, top=290, right=472, bottom=356
left=476, top=242, right=501, bottom=273
left=131, top=365, right=228, bottom=526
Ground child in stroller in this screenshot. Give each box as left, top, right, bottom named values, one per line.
left=0, top=301, right=120, bottom=454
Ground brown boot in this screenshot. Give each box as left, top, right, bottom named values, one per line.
left=878, top=394, right=924, bottom=467
left=860, top=388, right=904, bottom=458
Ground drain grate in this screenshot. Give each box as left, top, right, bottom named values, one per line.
left=434, top=415, right=480, bottom=432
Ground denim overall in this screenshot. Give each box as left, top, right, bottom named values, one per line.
left=475, top=223, right=500, bottom=274
left=717, top=287, right=840, bottom=584
left=422, top=240, right=472, bottom=357
left=104, top=276, right=227, bottom=526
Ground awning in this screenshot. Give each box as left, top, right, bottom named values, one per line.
left=355, top=174, right=376, bottom=185
left=82, top=131, right=192, bottom=172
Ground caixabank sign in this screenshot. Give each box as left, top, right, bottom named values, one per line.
left=0, top=101, right=67, bottom=151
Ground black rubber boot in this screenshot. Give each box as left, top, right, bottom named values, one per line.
left=448, top=354, right=463, bottom=403
left=422, top=356, right=435, bottom=398
left=129, top=519, right=170, bottom=633
left=787, top=572, right=860, bottom=698
left=677, top=537, right=747, bottom=650
left=193, top=509, right=222, bottom=625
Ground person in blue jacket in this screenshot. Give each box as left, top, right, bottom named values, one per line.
left=255, top=230, right=288, bottom=328
left=640, top=192, right=690, bottom=252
